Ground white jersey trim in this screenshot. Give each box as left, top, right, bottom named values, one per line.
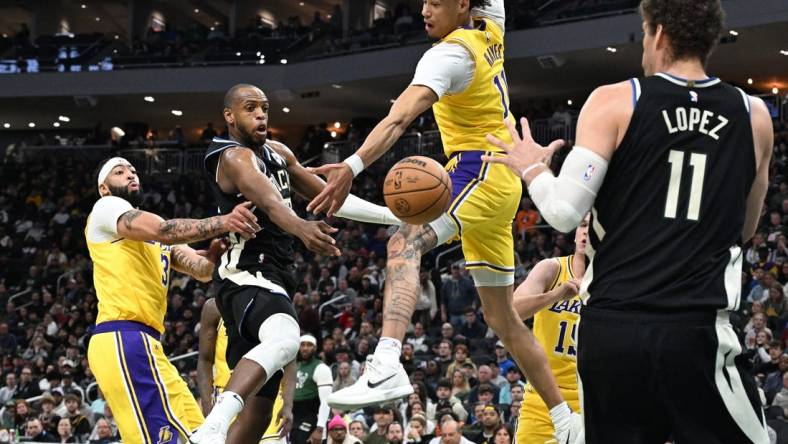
left=86, top=196, right=134, bottom=243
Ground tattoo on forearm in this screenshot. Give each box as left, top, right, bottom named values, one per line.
left=158, top=216, right=223, bottom=244
left=383, top=226, right=438, bottom=328
left=172, top=247, right=213, bottom=279
left=121, top=210, right=143, bottom=230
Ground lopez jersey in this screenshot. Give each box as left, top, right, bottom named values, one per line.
left=584, top=73, right=755, bottom=312
left=528, top=255, right=581, bottom=394
left=85, top=196, right=172, bottom=334
left=204, top=137, right=296, bottom=297
left=430, top=17, right=515, bottom=157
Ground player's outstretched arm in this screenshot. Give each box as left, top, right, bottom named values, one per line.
left=276, top=360, right=298, bottom=439
left=115, top=202, right=259, bottom=244
left=306, top=85, right=438, bottom=217
left=742, top=96, right=774, bottom=243
left=268, top=141, right=401, bottom=226
left=513, top=259, right=579, bottom=320
left=219, top=147, right=341, bottom=256
left=196, top=298, right=221, bottom=415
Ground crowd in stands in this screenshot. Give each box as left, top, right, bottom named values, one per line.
left=0, top=111, right=785, bottom=443
left=0, top=1, right=640, bottom=73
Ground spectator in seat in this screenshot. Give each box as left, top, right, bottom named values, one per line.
left=773, top=372, right=788, bottom=418
left=446, top=344, right=476, bottom=378
left=37, top=392, right=60, bottom=435
left=764, top=284, right=788, bottom=330
left=407, top=322, right=431, bottom=354
left=89, top=418, right=118, bottom=443
left=63, top=393, right=90, bottom=441
left=56, top=417, right=77, bottom=443
left=463, top=405, right=501, bottom=444
left=386, top=422, right=405, bottom=444
left=745, top=313, right=772, bottom=350
left=364, top=405, right=395, bottom=444
left=349, top=420, right=368, bottom=441
left=333, top=361, right=356, bottom=391
left=459, top=308, right=487, bottom=340
left=15, top=366, right=40, bottom=399
left=13, top=399, right=36, bottom=437
left=405, top=414, right=433, bottom=443
left=415, top=268, right=437, bottom=326
left=764, top=354, right=788, bottom=404
left=428, top=418, right=473, bottom=444
left=498, top=367, right=525, bottom=406
left=493, top=342, right=514, bottom=376
left=0, top=372, right=18, bottom=405
left=25, top=417, right=56, bottom=442
left=441, top=265, right=476, bottom=328
left=435, top=378, right=467, bottom=422
left=491, top=423, right=514, bottom=444
left=328, top=414, right=362, bottom=444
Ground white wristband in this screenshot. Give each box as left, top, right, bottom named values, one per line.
left=521, top=162, right=546, bottom=181
left=343, top=154, right=365, bottom=177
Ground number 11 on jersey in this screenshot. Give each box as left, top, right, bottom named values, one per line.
left=664, top=149, right=707, bottom=221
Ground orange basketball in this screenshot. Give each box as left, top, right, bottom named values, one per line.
left=383, top=156, right=452, bottom=225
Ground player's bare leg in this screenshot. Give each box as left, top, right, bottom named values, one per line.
left=477, top=285, right=581, bottom=443
left=328, top=224, right=437, bottom=410
left=227, top=396, right=273, bottom=444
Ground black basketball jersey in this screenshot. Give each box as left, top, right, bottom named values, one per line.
left=204, top=137, right=296, bottom=296
left=586, top=73, right=755, bottom=312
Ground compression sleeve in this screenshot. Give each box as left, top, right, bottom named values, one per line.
left=335, top=193, right=402, bottom=225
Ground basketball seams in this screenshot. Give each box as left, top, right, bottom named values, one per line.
left=383, top=156, right=452, bottom=223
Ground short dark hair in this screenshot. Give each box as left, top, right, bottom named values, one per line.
left=469, top=0, right=492, bottom=9
left=639, top=0, right=725, bottom=65
left=437, top=378, right=452, bottom=390
left=223, top=83, right=259, bottom=108
left=477, top=383, right=494, bottom=395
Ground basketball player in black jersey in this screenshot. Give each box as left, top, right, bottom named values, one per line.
left=190, top=84, right=401, bottom=444
left=485, top=1, right=773, bottom=443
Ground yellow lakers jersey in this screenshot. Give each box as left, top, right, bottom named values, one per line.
left=528, top=255, right=581, bottom=391
left=432, top=18, right=515, bottom=157
left=214, top=319, right=231, bottom=389
left=86, top=216, right=172, bottom=334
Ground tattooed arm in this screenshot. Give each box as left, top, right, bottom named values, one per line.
left=115, top=201, right=259, bottom=245
left=170, top=245, right=214, bottom=282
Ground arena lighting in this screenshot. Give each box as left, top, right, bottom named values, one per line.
left=256, top=51, right=261, bottom=56
left=773, top=87, right=780, bottom=94
left=282, top=107, right=290, bottom=113
left=144, top=96, right=155, bottom=102
left=58, top=116, right=70, bottom=122
left=331, top=131, right=337, bottom=138
left=114, top=35, right=119, bottom=39
left=53, top=122, right=60, bottom=128
left=334, top=122, right=341, bottom=129
left=567, top=99, right=573, bottom=106
left=28, top=122, right=35, bottom=128
left=389, top=99, right=396, bottom=103
left=95, top=17, right=100, bottom=21
left=171, top=110, right=183, bottom=116
left=194, top=8, right=199, bottom=13
left=235, top=52, right=241, bottom=56
left=3, top=123, right=10, bottom=129
left=81, top=4, right=86, bottom=8
left=729, top=30, right=738, bottom=36
left=781, top=50, right=788, bottom=56
left=299, top=2, right=304, bottom=5
left=606, top=47, right=617, bottom=53
left=332, top=84, right=343, bottom=89
left=280, top=58, right=288, bottom=64
left=747, top=78, right=753, bottom=85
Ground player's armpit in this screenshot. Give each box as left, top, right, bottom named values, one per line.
left=170, top=244, right=214, bottom=282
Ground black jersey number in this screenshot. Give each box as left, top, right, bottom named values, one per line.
left=664, top=150, right=707, bottom=221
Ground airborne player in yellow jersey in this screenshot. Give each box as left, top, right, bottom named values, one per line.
left=85, top=157, right=259, bottom=444
left=309, top=0, right=580, bottom=442
left=197, top=298, right=288, bottom=444
left=512, top=216, right=588, bottom=444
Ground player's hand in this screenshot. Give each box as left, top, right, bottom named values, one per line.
left=308, top=427, right=323, bottom=444
left=296, top=220, right=341, bottom=256
left=306, top=162, right=354, bottom=217
left=195, top=237, right=230, bottom=264
left=221, top=201, right=261, bottom=239
left=482, top=117, right=565, bottom=180
left=553, top=278, right=581, bottom=301
left=276, top=404, right=294, bottom=439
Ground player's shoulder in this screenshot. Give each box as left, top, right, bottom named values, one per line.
left=265, top=140, right=297, bottom=164
left=588, top=80, right=632, bottom=104
left=91, top=195, right=132, bottom=213
left=531, top=257, right=561, bottom=281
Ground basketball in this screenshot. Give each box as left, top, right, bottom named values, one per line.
left=383, top=156, right=452, bottom=225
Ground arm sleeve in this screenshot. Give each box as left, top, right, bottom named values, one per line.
left=313, top=363, right=333, bottom=428
left=411, top=43, right=475, bottom=98
left=472, top=0, right=505, bottom=31
left=334, top=193, right=402, bottom=225
left=86, top=196, right=134, bottom=243
left=528, top=146, right=609, bottom=233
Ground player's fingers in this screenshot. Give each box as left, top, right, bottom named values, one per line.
left=504, top=118, right=521, bottom=145
left=305, top=165, right=330, bottom=176
left=520, top=117, right=535, bottom=144
left=318, top=221, right=339, bottom=233
left=240, top=201, right=254, bottom=209
left=485, top=134, right=512, bottom=153
left=307, top=188, right=332, bottom=213
left=545, top=138, right=566, bottom=154
left=327, top=198, right=344, bottom=218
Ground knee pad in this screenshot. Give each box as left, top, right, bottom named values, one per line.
left=242, top=313, right=300, bottom=380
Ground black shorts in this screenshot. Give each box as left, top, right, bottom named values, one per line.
left=214, top=278, right=297, bottom=400
left=577, top=306, right=769, bottom=444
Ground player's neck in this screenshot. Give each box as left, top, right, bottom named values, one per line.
left=657, top=58, right=708, bottom=82
left=572, top=253, right=586, bottom=279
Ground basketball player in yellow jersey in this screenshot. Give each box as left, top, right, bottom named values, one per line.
left=513, top=217, right=588, bottom=444
left=308, top=1, right=579, bottom=442
left=85, top=157, right=259, bottom=444
left=197, top=298, right=288, bottom=443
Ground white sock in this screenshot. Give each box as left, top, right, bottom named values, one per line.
left=205, top=391, right=244, bottom=431
left=374, top=337, right=402, bottom=366
left=549, top=401, right=571, bottom=431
